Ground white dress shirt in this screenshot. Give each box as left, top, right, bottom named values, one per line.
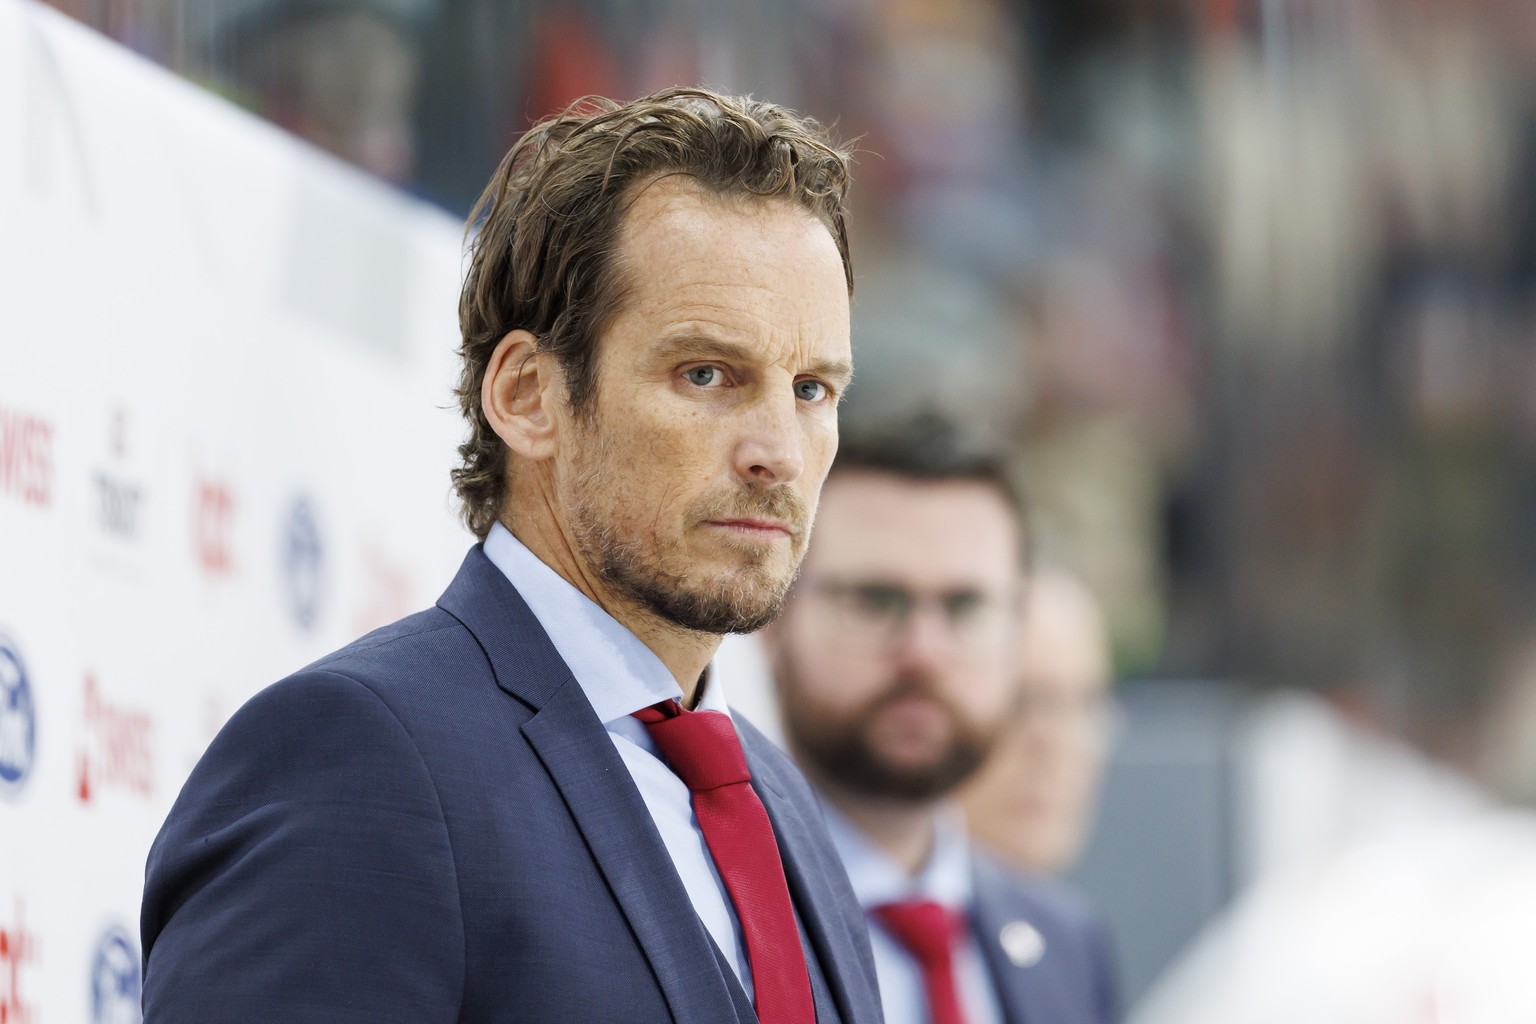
left=483, top=522, right=754, bottom=998
left=823, top=803, right=1004, bottom=1024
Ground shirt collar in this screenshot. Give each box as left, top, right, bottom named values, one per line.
left=483, top=522, right=728, bottom=723
left=821, top=799, right=975, bottom=911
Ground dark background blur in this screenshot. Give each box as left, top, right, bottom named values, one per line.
left=39, top=0, right=1536, bottom=1008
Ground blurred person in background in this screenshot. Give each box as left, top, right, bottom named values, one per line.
left=139, top=88, right=884, bottom=1024
left=959, top=567, right=1116, bottom=877
left=212, top=0, right=427, bottom=184
left=1127, top=677, right=1536, bottom=1024
left=1121, top=7, right=1536, bottom=1019
left=763, top=416, right=1118, bottom=1024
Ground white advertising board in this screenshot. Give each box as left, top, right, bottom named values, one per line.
left=0, top=3, right=474, bottom=1019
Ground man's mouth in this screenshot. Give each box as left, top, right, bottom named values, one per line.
left=705, top=518, right=794, bottom=539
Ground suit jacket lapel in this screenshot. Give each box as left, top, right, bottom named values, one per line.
left=523, top=684, right=742, bottom=1024
left=970, top=856, right=1057, bottom=1024
left=706, top=929, right=759, bottom=1024
left=737, top=722, right=878, bottom=1024
left=438, top=548, right=739, bottom=1024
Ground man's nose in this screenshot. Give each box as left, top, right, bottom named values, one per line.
left=732, top=388, right=805, bottom=485
left=891, top=603, right=951, bottom=672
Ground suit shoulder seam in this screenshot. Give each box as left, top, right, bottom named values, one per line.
left=330, top=618, right=463, bottom=656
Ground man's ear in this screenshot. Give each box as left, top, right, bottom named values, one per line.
left=482, top=329, right=561, bottom=461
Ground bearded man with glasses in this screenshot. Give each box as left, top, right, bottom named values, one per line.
left=761, top=416, right=1119, bottom=1024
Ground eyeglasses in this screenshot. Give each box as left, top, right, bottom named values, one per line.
left=803, top=579, right=1017, bottom=654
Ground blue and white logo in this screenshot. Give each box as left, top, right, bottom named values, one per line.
left=283, top=496, right=325, bottom=630
left=90, top=925, right=142, bottom=1024
left=0, top=635, right=36, bottom=797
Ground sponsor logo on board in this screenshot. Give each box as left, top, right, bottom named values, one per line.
left=89, top=925, right=141, bottom=1024
left=0, top=406, right=53, bottom=510
left=0, top=637, right=36, bottom=799
left=77, top=673, right=155, bottom=804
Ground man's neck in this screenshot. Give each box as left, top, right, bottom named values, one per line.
left=819, top=782, right=938, bottom=877
left=501, top=504, right=719, bottom=704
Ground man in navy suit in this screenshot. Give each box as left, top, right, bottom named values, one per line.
left=141, top=87, right=881, bottom=1024
left=762, top=417, right=1119, bottom=1024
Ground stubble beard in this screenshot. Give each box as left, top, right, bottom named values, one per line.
left=780, top=654, right=999, bottom=803
left=563, top=432, right=809, bottom=635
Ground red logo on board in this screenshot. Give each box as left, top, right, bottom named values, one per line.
left=0, top=897, right=37, bottom=1024
left=194, top=479, right=236, bottom=575
left=0, top=407, right=53, bottom=510
left=352, top=543, right=414, bottom=637
left=77, top=674, right=155, bottom=803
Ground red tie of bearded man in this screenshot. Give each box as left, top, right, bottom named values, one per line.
left=633, top=701, right=817, bottom=1024
left=871, top=900, right=969, bottom=1024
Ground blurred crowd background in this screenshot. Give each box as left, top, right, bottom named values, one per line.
left=33, top=0, right=1536, bottom=1017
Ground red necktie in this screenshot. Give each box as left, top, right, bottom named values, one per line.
left=871, top=900, right=969, bottom=1024
left=634, top=701, right=816, bottom=1024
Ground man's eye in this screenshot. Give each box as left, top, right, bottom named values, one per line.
left=795, top=379, right=828, bottom=402
left=685, top=366, right=724, bottom=387
left=942, top=592, right=989, bottom=626
left=852, top=585, right=910, bottom=620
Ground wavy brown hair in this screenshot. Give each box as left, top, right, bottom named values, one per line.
left=453, top=86, right=856, bottom=539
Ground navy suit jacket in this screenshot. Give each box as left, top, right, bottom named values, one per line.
left=969, top=850, right=1119, bottom=1024
left=141, top=547, right=883, bottom=1024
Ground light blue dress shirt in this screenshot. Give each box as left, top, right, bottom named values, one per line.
left=823, top=803, right=1005, bottom=1024
left=483, top=522, right=754, bottom=998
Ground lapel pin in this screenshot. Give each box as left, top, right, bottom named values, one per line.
left=999, top=920, right=1045, bottom=968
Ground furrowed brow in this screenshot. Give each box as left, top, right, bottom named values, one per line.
left=653, top=332, right=760, bottom=366
left=805, top=358, right=854, bottom=391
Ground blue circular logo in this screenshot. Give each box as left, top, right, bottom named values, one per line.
left=0, top=635, right=36, bottom=797
left=91, top=925, right=142, bottom=1024
left=283, top=497, right=324, bottom=631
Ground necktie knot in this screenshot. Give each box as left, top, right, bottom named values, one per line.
left=872, top=899, right=967, bottom=969
left=633, top=703, right=752, bottom=792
